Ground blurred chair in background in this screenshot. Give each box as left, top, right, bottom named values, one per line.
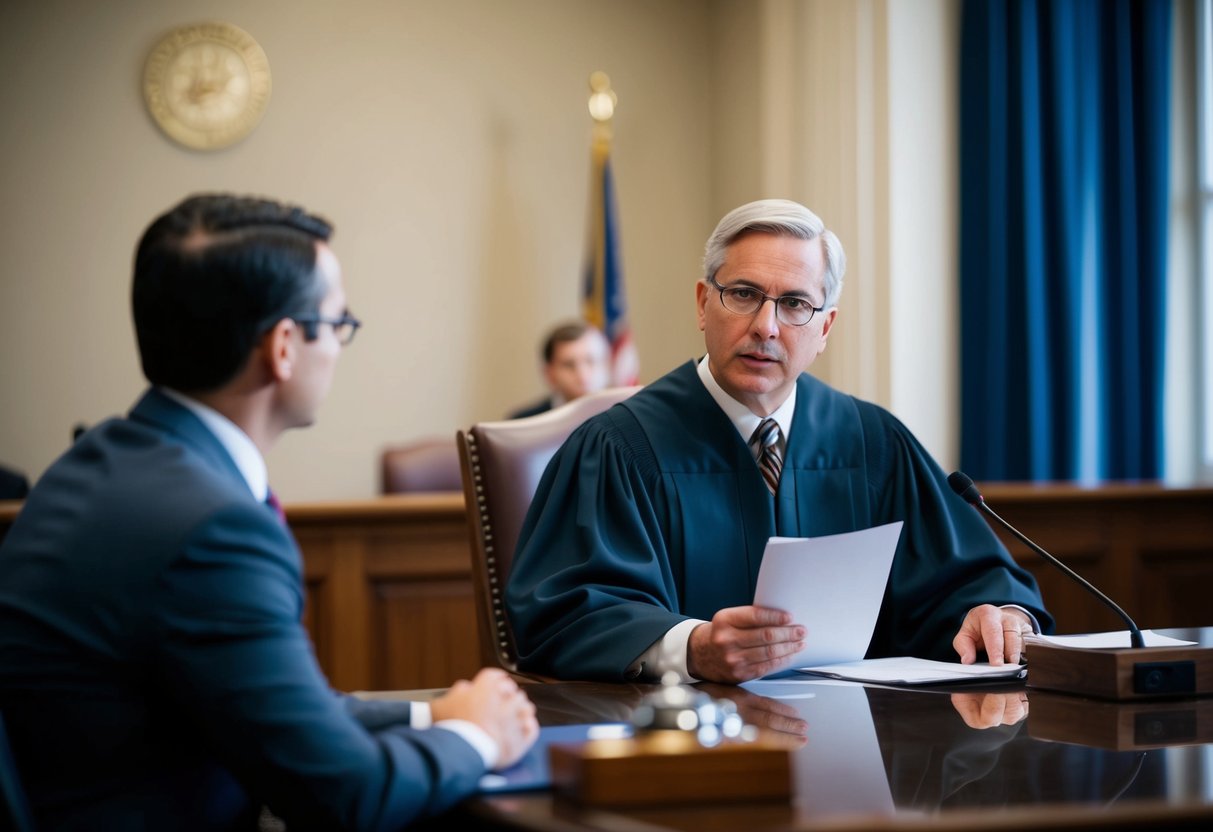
left=380, top=436, right=462, bottom=493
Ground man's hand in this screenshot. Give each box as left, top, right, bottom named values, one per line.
left=686, top=605, right=806, bottom=683
left=430, top=668, right=539, bottom=770
left=950, top=691, right=1029, bottom=729
left=953, top=605, right=1033, bottom=666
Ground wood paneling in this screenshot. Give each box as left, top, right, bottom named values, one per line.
left=3, top=484, right=1211, bottom=693
left=980, top=483, right=1213, bottom=634
left=287, top=494, right=476, bottom=693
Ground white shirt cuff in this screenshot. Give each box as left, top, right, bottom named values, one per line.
left=627, top=619, right=706, bottom=683
left=411, top=701, right=498, bottom=768
left=409, top=701, right=432, bottom=728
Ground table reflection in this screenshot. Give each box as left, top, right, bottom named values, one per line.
left=742, top=679, right=894, bottom=817
left=512, top=677, right=1213, bottom=825
left=865, top=685, right=1164, bottom=813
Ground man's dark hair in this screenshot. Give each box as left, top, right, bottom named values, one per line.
left=132, top=194, right=334, bottom=392
left=542, top=321, right=596, bottom=364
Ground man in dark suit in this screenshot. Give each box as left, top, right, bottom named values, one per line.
left=508, top=320, right=610, bottom=418
left=0, top=194, right=537, bottom=830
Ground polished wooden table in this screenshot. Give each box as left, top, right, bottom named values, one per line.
left=395, top=666, right=1213, bottom=830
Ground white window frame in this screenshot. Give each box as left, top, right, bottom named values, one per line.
left=1198, top=0, right=1213, bottom=476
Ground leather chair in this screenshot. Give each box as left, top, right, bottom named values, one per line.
left=380, top=436, right=462, bottom=493
left=457, top=386, right=642, bottom=673
left=1, top=710, right=34, bottom=832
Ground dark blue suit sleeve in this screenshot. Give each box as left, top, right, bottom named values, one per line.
left=340, top=695, right=414, bottom=730
left=154, top=503, right=485, bottom=830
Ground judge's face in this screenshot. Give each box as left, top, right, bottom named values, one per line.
left=696, top=232, right=836, bottom=417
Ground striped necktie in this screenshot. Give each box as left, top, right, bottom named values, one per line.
left=750, top=418, right=783, bottom=496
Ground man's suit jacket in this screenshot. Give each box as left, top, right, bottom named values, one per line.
left=0, top=389, right=486, bottom=831
left=507, top=397, right=553, bottom=420
left=0, top=464, right=27, bottom=499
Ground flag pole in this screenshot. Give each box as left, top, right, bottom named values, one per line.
left=582, top=72, right=615, bottom=333
left=582, top=71, right=638, bottom=385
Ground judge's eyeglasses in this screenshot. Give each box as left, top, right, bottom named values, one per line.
left=707, top=277, right=823, bottom=326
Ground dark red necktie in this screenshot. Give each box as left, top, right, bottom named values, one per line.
left=266, top=489, right=287, bottom=524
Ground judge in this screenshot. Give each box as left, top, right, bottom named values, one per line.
left=506, top=198, right=1052, bottom=684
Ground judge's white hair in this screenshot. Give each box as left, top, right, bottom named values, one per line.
left=702, top=198, right=846, bottom=309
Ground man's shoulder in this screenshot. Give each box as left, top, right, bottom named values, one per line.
left=27, top=410, right=256, bottom=542
left=791, top=375, right=930, bottom=477
left=794, top=373, right=897, bottom=425
left=0, top=414, right=279, bottom=625
left=508, top=397, right=553, bottom=420
left=600, top=362, right=703, bottom=432
left=619, top=360, right=703, bottom=411
left=573, top=361, right=742, bottom=474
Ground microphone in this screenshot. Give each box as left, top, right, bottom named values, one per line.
left=947, top=471, right=1146, bottom=649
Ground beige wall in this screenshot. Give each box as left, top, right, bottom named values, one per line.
left=0, top=0, right=959, bottom=500
left=709, top=0, right=959, bottom=465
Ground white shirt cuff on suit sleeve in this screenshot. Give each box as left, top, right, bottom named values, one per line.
left=627, top=618, right=707, bottom=683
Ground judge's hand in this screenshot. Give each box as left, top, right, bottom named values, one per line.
left=430, top=667, right=539, bottom=770
left=687, top=605, right=806, bottom=683
left=950, top=691, right=1029, bottom=729
left=953, top=605, right=1033, bottom=666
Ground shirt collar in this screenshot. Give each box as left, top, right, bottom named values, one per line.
left=158, top=387, right=269, bottom=501
left=696, top=355, right=796, bottom=445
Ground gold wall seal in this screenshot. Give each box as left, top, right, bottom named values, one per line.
left=143, top=22, right=272, bottom=151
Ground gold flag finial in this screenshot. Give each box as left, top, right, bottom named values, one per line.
left=588, top=71, right=616, bottom=122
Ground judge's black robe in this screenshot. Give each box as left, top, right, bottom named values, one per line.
left=505, top=361, right=1052, bottom=680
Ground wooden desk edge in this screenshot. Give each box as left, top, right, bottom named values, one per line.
left=7, top=483, right=1212, bottom=526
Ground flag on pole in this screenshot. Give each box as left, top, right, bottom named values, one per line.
left=582, top=73, right=638, bottom=386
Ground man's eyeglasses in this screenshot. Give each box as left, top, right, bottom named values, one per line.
left=707, top=277, right=823, bottom=327
left=292, top=313, right=362, bottom=346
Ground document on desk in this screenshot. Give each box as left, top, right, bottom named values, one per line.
left=1027, top=630, right=1196, bottom=649
left=796, top=656, right=1025, bottom=685
left=753, top=521, right=903, bottom=670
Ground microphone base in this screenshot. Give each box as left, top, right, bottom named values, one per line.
left=1025, top=637, right=1213, bottom=700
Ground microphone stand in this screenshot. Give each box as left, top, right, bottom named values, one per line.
left=971, top=492, right=1144, bottom=649
left=947, top=471, right=1213, bottom=699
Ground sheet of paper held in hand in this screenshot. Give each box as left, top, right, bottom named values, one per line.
left=753, top=520, right=1026, bottom=685
left=752, top=521, right=904, bottom=670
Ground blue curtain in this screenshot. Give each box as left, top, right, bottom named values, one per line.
left=958, top=0, right=1171, bottom=481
